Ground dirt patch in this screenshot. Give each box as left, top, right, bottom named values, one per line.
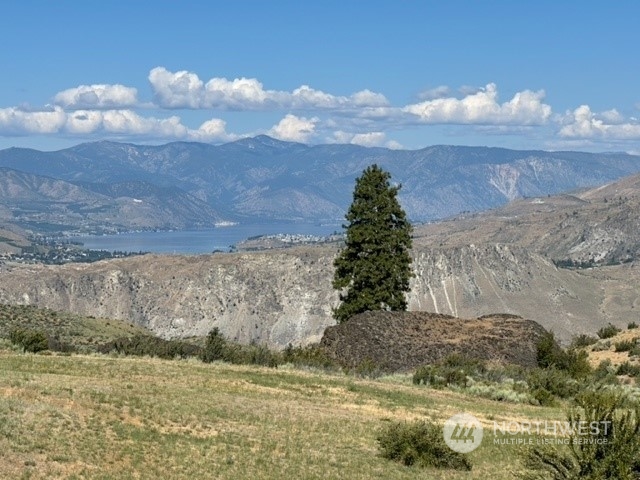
left=320, top=311, right=547, bottom=372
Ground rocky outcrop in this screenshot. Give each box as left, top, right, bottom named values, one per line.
left=320, top=311, right=548, bottom=371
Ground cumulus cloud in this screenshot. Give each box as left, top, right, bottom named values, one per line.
left=350, top=132, right=386, bottom=147
left=403, top=83, right=552, bottom=125
left=268, top=114, right=317, bottom=142
left=188, top=118, right=236, bottom=142
left=1, top=106, right=238, bottom=143
left=65, top=110, right=104, bottom=134
left=148, top=67, right=205, bottom=109
left=54, top=84, right=138, bottom=109
left=0, top=106, right=66, bottom=134
left=330, top=130, right=398, bottom=148
left=148, top=67, right=389, bottom=111
left=559, top=105, right=640, bottom=140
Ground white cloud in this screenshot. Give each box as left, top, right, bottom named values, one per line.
left=101, top=110, right=188, bottom=137
left=385, top=140, right=404, bottom=150
left=1, top=106, right=238, bottom=143
left=350, top=132, right=386, bottom=147
left=149, top=67, right=205, bottom=109
left=0, top=106, right=66, bottom=134
left=65, top=110, right=104, bottom=134
left=600, top=109, right=624, bottom=124
left=329, top=130, right=394, bottom=148
left=559, top=105, right=640, bottom=140
left=148, top=67, right=389, bottom=111
left=350, top=89, right=389, bottom=107
left=188, top=118, right=237, bottom=142
left=268, top=114, right=317, bottom=142
left=403, top=83, right=552, bottom=125
left=54, top=84, right=138, bottom=109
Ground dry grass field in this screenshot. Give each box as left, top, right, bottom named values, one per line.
left=0, top=347, right=568, bottom=480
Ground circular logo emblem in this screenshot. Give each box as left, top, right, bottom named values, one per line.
left=443, top=413, right=483, bottom=453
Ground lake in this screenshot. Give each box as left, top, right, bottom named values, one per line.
left=74, top=223, right=342, bottom=254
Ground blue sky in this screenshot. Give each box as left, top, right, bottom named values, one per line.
left=1, top=1, right=639, bottom=152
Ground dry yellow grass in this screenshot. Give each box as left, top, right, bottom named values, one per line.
left=587, top=328, right=640, bottom=369
left=0, top=349, right=569, bottom=479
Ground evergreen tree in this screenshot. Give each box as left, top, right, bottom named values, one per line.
left=332, top=164, right=413, bottom=323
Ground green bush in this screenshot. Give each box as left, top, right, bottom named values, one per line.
left=521, top=389, right=640, bottom=479
left=377, top=420, right=472, bottom=471
left=353, top=358, right=384, bottom=378
left=535, top=331, right=591, bottom=379
left=527, top=367, right=581, bottom=402
left=628, top=321, right=638, bottom=330
left=614, top=339, right=638, bottom=353
left=570, top=334, right=598, bottom=348
left=593, top=360, right=619, bottom=385
left=413, top=354, right=485, bottom=388
left=616, top=362, right=640, bottom=378
left=8, top=327, right=49, bottom=353
left=98, top=334, right=201, bottom=359
left=536, top=331, right=565, bottom=368
left=597, top=323, right=622, bottom=339
left=630, top=344, right=640, bottom=358
left=199, top=329, right=280, bottom=368
left=282, top=344, right=337, bottom=370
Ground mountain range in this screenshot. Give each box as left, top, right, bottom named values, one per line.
left=1, top=136, right=640, bottom=234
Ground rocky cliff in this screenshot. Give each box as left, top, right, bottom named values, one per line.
left=1, top=241, right=637, bottom=347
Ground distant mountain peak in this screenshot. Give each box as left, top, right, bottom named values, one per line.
left=229, top=135, right=305, bottom=150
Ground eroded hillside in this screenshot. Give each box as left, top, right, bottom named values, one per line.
left=1, top=242, right=638, bottom=346
left=2, top=174, right=639, bottom=347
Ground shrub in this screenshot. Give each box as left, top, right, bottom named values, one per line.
left=597, top=323, right=622, bottom=339
left=282, top=344, right=337, bottom=370
left=593, top=360, right=619, bottom=385
left=98, top=334, right=200, bottom=359
left=614, top=339, right=638, bottom=353
left=563, top=349, right=592, bottom=379
left=536, top=331, right=565, bottom=369
left=8, top=328, right=49, bottom=353
left=527, top=367, right=581, bottom=402
left=628, top=321, right=638, bottom=330
left=199, top=329, right=280, bottom=368
left=467, top=382, right=534, bottom=404
left=592, top=340, right=611, bottom=352
left=630, top=344, right=640, bottom=358
left=570, top=334, right=598, bottom=348
left=353, top=358, right=384, bottom=379
left=616, top=362, right=640, bottom=378
left=535, top=331, right=591, bottom=379
left=521, top=389, right=640, bottom=479
left=412, top=354, right=485, bottom=388
left=377, top=420, right=472, bottom=471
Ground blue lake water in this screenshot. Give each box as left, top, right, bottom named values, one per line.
left=75, top=223, right=342, bottom=254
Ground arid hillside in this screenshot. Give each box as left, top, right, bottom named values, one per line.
left=1, top=173, right=639, bottom=347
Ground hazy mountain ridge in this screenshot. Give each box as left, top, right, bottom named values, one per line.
left=413, top=172, right=640, bottom=266
left=0, top=167, right=225, bottom=232
left=2, top=137, right=640, bottom=232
